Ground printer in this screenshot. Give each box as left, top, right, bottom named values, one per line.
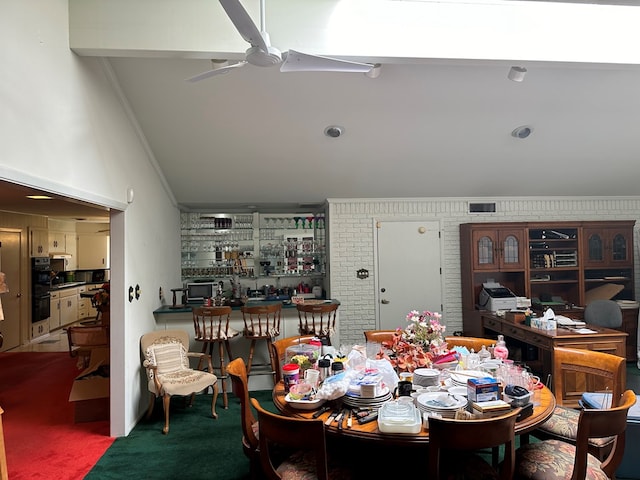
left=478, top=282, right=517, bottom=312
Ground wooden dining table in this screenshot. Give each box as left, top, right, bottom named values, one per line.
left=272, top=381, right=556, bottom=447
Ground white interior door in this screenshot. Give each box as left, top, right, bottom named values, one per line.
left=376, top=220, right=442, bottom=331
left=0, top=230, right=22, bottom=351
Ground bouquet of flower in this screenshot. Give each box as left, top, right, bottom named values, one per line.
left=376, top=310, right=448, bottom=372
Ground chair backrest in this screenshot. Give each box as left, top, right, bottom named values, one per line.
left=552, top=346, right=626, bottom=408
left=227, top=358, right=259, bottom=458
left=571, top=389, right=636, bottom=480
left=241, top=303, right=282, bottom=338
left=140, top=330, right=190, bottom=377
left=192, top=305, right=233, bottom=341
left=67, top=325, right=109, bottom=356
left=296, top=303, right=338, bottom=339
left=445, top=335, right=494, bottom=353
left=428, top=408, right=520, bottom=480
left=584, top=299, right=623, bottom=328
left=363, top=330, right=397, bottom=345
left=270, top=335, right=315, bottom=383
left=250, top=397, right=329, bottom=480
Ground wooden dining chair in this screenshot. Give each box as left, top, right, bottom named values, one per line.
left=192, top=305, right=240, bottom=408
left=363, top=329, right=397, bottom=345
left=269, top=335, right=315, bottom=383
left=250, top=397, right=353, bottom=480
left=515, top=389, right=636, bottom=480
left=227, top=358, right=260, bottom=479
left=532, top=346, right=626, bottom=460
left=445, top=335, right=495, bottom=353
left=66, top=324, right=110, bottom=369
left=241, top=303, right=282, bottom=384
left=296, top=302, right=338, bottom=345
left=428, top=408, right=521, bottom=480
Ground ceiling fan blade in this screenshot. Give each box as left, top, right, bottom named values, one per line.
left=280, top=50, right=374, bottom=74
left=186, top=61, right=247, bottom=82
left=219, top=0, right=269, bottom=53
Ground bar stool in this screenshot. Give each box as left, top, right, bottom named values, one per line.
left=241, top=303, right=282, bottom=384
left=192, top=305, right=240, bottom=409
left=296, top=302, right=338, bottom=346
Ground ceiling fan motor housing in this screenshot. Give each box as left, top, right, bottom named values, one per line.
left=246, top=45, right=282, bottom=67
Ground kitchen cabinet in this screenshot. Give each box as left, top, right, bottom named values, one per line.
left=50, top=287, right=79, bottom=329
left=77, top=235, right=110, bottom=269
left=31, top=319, right=49, bottom=339
left=50, top=291, right=61, bottom=330
left=460, top=221, right=636, bottom=337
left=29, top=228, right=49, bottom=257
left=48, top=231, right=66, bottom=253
left=65, top=234, right=77, bottom=271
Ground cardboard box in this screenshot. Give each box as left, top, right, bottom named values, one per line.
left=505, top=310, right=526, bottom=323
left=68, top=347, right=110, bottom=423
left=467, top=377, right=499, bottom=403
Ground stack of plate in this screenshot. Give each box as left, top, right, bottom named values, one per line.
left=415, top=392, right=468, bottom=418
left=343, top=386, right=392, bottom=409
left=413, top=368, right=440, bottom=387
left=448, top=370, right=489, bottom=388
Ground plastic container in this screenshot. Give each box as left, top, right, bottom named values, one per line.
left=377, top=400, right=422, bottom=433
left=282, top=364, right=299, bottom=393
left=285, top=343, right=321, bottom=371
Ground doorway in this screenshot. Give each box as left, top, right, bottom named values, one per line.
left=376, top=219, right=443, bottom=331
left=0, top=230, right=22, bottom=351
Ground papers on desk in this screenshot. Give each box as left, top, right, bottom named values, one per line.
left=555, top=315, right=586, bottom=328
left=573, top=328, right=598, bottom=334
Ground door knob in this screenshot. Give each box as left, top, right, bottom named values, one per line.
left=381, top=299, right=390, bottom=304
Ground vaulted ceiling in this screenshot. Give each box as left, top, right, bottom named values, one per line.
left=11, top=0, right=640, bottom=220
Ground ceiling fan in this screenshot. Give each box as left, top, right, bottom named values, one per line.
left=187, top=0, right=378, bottom=82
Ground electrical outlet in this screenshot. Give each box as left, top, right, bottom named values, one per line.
left=128, top=286, right=134, bottom=302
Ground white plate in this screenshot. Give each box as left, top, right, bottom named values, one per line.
left=449, top=370, right=490, bottom=385
left=447, top=386, right=468, bottom=397
left=284, top=394, right=326, bottom=410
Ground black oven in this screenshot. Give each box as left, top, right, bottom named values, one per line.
left=31, top=257, right=52, bottom=324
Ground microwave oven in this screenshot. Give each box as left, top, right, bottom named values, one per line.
left=186, top=282, right=216, bottom=303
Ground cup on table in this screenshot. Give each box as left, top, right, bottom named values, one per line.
left=394, top=380, right=412, bottom=398
left=399, top=372, right=413, bottom=383
left=304, top=368, right=320, bottom=388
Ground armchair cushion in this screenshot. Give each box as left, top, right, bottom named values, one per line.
left=146, top=341, right=186, bottom=374
left=515, top=439, right=608, bottom=480
left=536, top=406, right=615, bottom=449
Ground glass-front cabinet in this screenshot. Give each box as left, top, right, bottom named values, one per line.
left=181, top=212, right=326, bottom=283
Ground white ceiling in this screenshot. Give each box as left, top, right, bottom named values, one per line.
left=8, top=0, right=640, bottom=220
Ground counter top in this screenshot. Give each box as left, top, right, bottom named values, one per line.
left=50, top=281, right=87, bottom=290
left=153, top=298, right=339, bottom=315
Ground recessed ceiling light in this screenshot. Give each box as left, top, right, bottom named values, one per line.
left=26, top=195, right=53, bottom=200
left=324, top=126, right=343, bottom=138
left=511, top=125, right=533, bottom=139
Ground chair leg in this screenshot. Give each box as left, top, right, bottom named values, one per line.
left=162, top=394, right=171, bottom=434
left=225, top=339, right=234, bottom=361
left=210, top=381, right=219, bottom=419
left=218, top=340, right=228, bottom=409
left=145, top=394, right=156, bottom=419
left=246, top=339, right=257, bottom=374
left=266, top=338, right=277, bottom=385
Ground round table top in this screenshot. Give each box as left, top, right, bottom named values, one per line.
left=272, top=381, right=556, bottom=446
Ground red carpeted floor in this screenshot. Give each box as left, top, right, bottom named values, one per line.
left=0, top=352, right=114, bottom=479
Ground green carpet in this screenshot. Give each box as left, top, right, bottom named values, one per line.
left=86, top=390, right=274, bottom=480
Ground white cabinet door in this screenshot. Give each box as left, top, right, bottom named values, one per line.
left=29, top=228, right=49, bottom=257
left=65, top=234, right=77, bottom=270
left=50, top=291, right=61, bottom=330
left=77, top=235, right=110, bottom=269
left=48, top=231, right=66, bottom=252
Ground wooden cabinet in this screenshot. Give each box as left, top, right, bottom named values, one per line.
left=469, top=226, right=526, bottom=271
left=77, top=235, right=110, bottom=269
left=48, top=231, right=66, bottom=252
left=461, top=221, right=636, bottom=338
left=29, top=228, right=49, bottom=257
left=65, top=234, right=77, bottom=271
left=620, top=306, right=639, bottom=362
left=31, top=319, right=49, bottom=338
left=583, top=223, right=633, bottom=268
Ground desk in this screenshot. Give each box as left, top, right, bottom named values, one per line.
left=272, top=381, right=556, bottom=446
left=481, top=314, right=627, bottom=383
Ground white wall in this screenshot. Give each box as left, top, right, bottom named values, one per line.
left=328, top=197, right=640, bottom=347
left=1, top=0, right=181, bottom=437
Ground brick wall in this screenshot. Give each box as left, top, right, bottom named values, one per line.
left=327, top=197, right=640, bottom=347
